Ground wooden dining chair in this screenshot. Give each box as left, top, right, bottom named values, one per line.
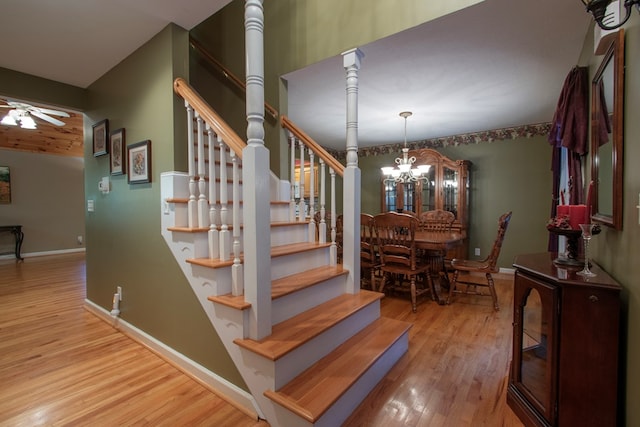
left=448, top=211, right=512, bottom=310
left=373, top=211, right=433, bottom=313
left=360, top=213, right=381, bottom=290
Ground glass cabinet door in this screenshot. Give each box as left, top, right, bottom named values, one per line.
left=513, top=272, right=558, bottom=425
left=420, top=168, right=436, bottom=213
left=384, top=180, right=397, bottom=212
left=442, top=166, right=459, bottom=218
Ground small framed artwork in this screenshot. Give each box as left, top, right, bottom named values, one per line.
left=127, top=140, right=152, bottom=184
left=109, top=128, right=126, bottom=175
left=0, top=166, right=11, bottom=204
left=92, top=119, right=109, bottom=157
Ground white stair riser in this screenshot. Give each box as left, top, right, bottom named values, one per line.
left=270, top=248, right=330, bottom=280
left=272, top=301, right=381, bottom=389
left=190, top=264, right=232, bottom=296
left=270, top=224, right=310, bottom=246
left=271, top=275, right=346, bottom=325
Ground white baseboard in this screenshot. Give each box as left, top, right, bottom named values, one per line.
left=0, top=247, right=86, bottom=260
left=83, top=299, right=262, bottom=421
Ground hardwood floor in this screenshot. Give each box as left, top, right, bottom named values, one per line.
left=0, top=254, right=265, bottom=427
left=345, top=275, right=525, bottom=427
left=0, top=253, right=524, bottom=426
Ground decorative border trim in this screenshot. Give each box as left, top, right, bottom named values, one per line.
left=84, top=299, right=262, bottom=421
left=331, top=121, right=552, bottom=160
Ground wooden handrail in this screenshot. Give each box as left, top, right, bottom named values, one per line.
left=174, top=78, right=246, bottom=159
left=189, top=37, right=279, bottom=120
left=281, top=115, right=345, bottom=177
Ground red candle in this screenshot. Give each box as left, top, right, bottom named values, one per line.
left=569, top=204, right=588, bottom=230
left=557, top=205, right=570, bottom=217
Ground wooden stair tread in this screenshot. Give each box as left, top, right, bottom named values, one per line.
left=234, top=290, right=383, bottom=361
left=187, top=242, right=331, bottom=269
left=168, top=220, right=309, bottom=234
left=271, top=265, right=347, bottom=300
left=165, top=198, right=290, bottom=205
left=264, top=316, right=412, bottom=423
left=208, top=265, right=348, bottom=309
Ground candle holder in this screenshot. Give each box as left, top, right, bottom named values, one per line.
left=577, top=224, right=597, bottom=277
left=548, top=227, right=583, bottom=266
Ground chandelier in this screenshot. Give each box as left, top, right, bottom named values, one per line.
left=381, top=111, right=431, bottom=183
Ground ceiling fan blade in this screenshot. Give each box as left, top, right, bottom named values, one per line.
left=32, top=107, right=70, bottom=118
left=30, top=110, right=66, bottom=126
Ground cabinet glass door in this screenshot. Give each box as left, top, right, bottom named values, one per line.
left=384, top=181, right=397, bottom=212
left=420, top=168, right=436, bottom=213
left=443, top=166, right=459, bottom=217
left=513, top=273, right=558, bottom=424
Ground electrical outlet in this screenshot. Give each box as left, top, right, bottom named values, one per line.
left=77, top=235, right=83, bottom=245
left=474, top=247, right=481, bottom=256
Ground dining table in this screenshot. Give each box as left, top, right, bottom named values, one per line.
left=414, top=230, right=464, bottom=304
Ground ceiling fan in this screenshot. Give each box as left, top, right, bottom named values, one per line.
left=0, top=100, right=70, bottom=129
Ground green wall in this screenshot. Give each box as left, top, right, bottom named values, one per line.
left=83, top=24, right=247, bottom=390
left=588, top=15, right=640, bottom=427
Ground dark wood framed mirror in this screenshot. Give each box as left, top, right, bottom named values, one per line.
left=590, top=29, right=624, bottom=230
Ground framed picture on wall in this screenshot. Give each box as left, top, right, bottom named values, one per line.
left=92, top=119, right=109, bottom=157
left=109, top=128, right=126, bottom=175
left=0, top=166, right=11, bottom=204
left=127, top=140, right=151, bottom=184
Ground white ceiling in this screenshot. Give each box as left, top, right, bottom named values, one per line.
left=0, top=0, right=593, bottom=151
left=285, top=0, right=593, bottom=150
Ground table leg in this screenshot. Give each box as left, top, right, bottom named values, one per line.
left=12, top=227, right=24, bottom=261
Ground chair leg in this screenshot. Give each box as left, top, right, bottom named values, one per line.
left=370, top=268, right=377, bottom=291
left=379, top=273, right=389, bottom=293
left=486, top=272, right=499, bottom=311
left=448, top=270, right=459, bottom=304
left=410, top=276, right=417, bottom=313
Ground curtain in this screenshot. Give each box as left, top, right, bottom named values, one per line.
left=547, top=66, right=589, bottom=250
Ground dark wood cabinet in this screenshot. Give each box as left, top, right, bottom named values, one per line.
left=380, top=148, right=470, bottom=259
left=508, top=253, right=621, bottom=427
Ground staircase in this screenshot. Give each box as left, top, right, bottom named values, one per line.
left=160, top=79, right=411, bottom=426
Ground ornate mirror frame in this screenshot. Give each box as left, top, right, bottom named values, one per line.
left=591, top=28, right=624, bottom=230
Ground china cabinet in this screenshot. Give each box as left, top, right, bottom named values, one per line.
left=381, top=148, right=470, bottom=259
left=508, top=253, right=621, bottom=427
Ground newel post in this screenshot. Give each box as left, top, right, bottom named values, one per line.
left=243, top=0, right=271, bottom=340
left=342, top=48, right=363, bottom=294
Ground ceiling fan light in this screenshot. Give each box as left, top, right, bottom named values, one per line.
left=1, top=114, right=17, bottom=126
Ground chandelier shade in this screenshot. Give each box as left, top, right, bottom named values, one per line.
left=381, top=111, right=431, bottom=183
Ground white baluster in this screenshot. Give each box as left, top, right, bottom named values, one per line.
left=197, top=114, right=208, bottom=229
left=308, top=149, right=316, bottom=242
left=318, top=158, right=327, bottom=244
left=298, top=140, right=306, bottom=221
left=231, top=149, right=243, bottom=295
left=208, top=126, right=219, bottom=259
left=289, top=132, right=296, bottom=222
left=330, top=167, right=337, bottom=265
left=187, top=104, right=197, bottom=228
left=219, top=140, right=231, bottom=261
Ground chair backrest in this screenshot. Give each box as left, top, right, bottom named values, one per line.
left=360, top=213, right=377, bottom=267
left=419, top=209, right=455, bottom=233
left=486, top=211, right=512, bottom=271
left=373, top=212, right=419, bottom=271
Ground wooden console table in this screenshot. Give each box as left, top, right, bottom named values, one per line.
left=0, top=225, right=24, bottom=260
